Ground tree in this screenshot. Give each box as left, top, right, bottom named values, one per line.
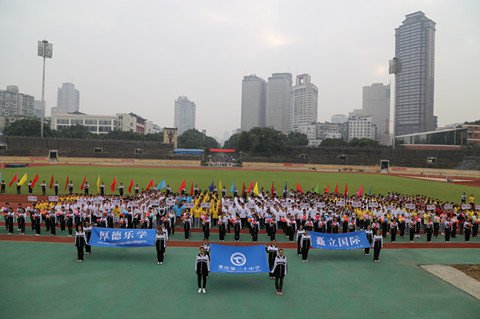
left=58, top=124, right=94, bottom=139
left=223, top=133, right=241, bottom=149
left=3, top=117, right=55, bottom=137
left=320, top=138, right=348, bottom=147
left=177, top=129, right=220, bottom=149
left=286, top=132, right=309, bottom=147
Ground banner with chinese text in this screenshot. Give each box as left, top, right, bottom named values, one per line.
left=310, top=231, right=370, bottom=250
left=210, top=244, right=269, bottom=274
left=88, top=227, right=156, bottom=247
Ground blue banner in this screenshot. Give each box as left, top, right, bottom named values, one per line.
left=310, top=231, right=370, bottom=250
left=210, top=244, right=269, bottom=274
left=88, top=227, right=156, bottom=247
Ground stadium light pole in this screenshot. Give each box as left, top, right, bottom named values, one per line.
left=389, top=57, right=401, bottom=147
left=38, top=40, right=53, bottom=138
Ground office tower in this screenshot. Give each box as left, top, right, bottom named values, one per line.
left=363, top=83, right=390, bottom=144
left=174, top=96, right=196, bottom=135
left=56, top=82, right=80, bottom=113
left=266, top=73, right=292, bottom=133
left=290, top=74, right=318, bottom=131
left=241, top=75, right=267, bottom=131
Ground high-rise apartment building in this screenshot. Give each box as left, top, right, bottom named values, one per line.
left=394, top=11, right=436, bottom=136
left=290, top=74, right=318, bottom=131
left=266, top=73, right=292, bottom=133
left=55, top=82, right=80, bottom=114
left=362, top=83, right=390, bottom=144
left=241, top=75, right=267, bottom=131
left=0, top=85, right=34, bottom=117
left=174, top=96, right=196, bottom=135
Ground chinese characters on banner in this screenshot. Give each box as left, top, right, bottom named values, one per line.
left=88, top=227, right=156, bottom=247
left=310, top=231, right=370, bottom=250
left=210, top=244, right=269, bottom=274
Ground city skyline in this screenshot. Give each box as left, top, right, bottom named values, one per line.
left=0, top=1, right=479, bottom=139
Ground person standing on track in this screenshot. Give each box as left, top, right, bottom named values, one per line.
left=155, top=226, right=168, bottom=265
left=372, top=230, right=383, bottom=262
left=272, top=248, right=287, bottom=295
left=300, top=230, right=311, bottom=262
left=195, top=246, right=210, bottom=294
left=365, top=224, right=373, bottom=255
left=75, top=224, right=87, bottom=262
left=266, top=240, right=278, bottom=279
left=84, top=222, right=92, bottom=255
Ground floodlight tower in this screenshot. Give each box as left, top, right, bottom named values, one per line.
left=38, top=40, right=53, bottom=138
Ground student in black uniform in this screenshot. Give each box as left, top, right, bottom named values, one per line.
left=0, top=180, right=5, bottom=194
left=444, top=219, right=452, bottom=242
left=40, top=181, right=47, bottom=196
left=365, top=225, right=373, bottom=255
left=266, top=240, right=278, bottom=279
left=218, top=215, right=226, bottom=241
left=201, top=239, right=210, bottom=258
left=99, top=182, right=105, bottom=196
left=75, top=224, right=87, bottom=261
left=464, top=219, right=472, bottom=243
left=234, top=216, right=242, bottom=242
left=372, top=230, right=383, bottom=262
left=195, top=247, right=210, bottom=294
left=271, top=248, right=287, bottom=295
left=118, top=183, right=124, bottom=197
left=300, top=230, right=311, bottom=262
left=84, top=222, right=92, bottom=255
left=16, top=180, right=21, bottom=195
left=155, top=226, right=168, bottom=264
left=296, top=225, right=305, bottom=256
left=183, top=213, right=192, bottom=240
left=53, top=181, right=59, bottom=196
left=33, top=209, right=41, bottom=235
left=84, top=182, right=89, bottom=196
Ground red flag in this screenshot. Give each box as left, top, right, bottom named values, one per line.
left=64, top=176, right=70, bottom=190
left=334, top=183, right=338, bottom=194
left=31, top=174, right=40, bottom=188
left=247, top=181, right=254, bottom=193
left=241, top=183, right=246, bottom=196
left=146, top=178, right=154, bottom=191
left=325, top=185, right=330, bottom=193
left=80, top=176, right=87, bottom=191
left=49, top=174, right=54, bottom=189
left=8, top=172, right=18, bottom=187
left=110, top=177, right=117, bottom=192
left=190, top=182, right=194, bottom=196
left=357, top=185, right=363, bottom=197
left=128, top=178, right=134, bottom=193
left=178, top=179, right=186, bottom=192
left=270, top=182, right=275, bottom=197
left=296, top=182, right=303, bottom=193
left=344, top=183, right=348, bottom=196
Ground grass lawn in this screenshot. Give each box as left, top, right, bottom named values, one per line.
left=0, top=165, right=479, bottom=202
left=0, top=242, right=479, bottom=319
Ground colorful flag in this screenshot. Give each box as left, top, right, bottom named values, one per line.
left=253, top=182, right=259, bottom=196
left=344, top=183, right=348, bottom=196
left=178, top=179, right=186, bottom=192
left=8, top=172, right=18, bottom=187
left=128, top=178, right=134, bottom=193
left=368, top=185, right=373, bottom=195
left=18, top=173, right=28, bottom=186
left=241, top=183, right=246, bottom=196
left=80, top=176, right=87, bottom=191
left=110, top=177, right=117, bottom=192
left=190, top=182, right=194, bottom=196
left=218, top=180, right=222, bottom=192
left=158, top=179, right=166, bottom=190
left=96, top=176, right=101, bottom=191
left=247, top=181, right=254, bottom=193
left=314, top=184, right=319, bottom=193
left=31, top=174, right=39, bottom=188
left=296, top=182, right=303, bottom=193
left=270, top=182, right=275, bottom=197
left=357, top=185, right=363, bottom=197
left=49, top=174, right=54, bottom=189
left=209, top=180, right=215, bottom=192
left=64, top=176, right=70, bottom=190
left=334, top=183, right=339, bottom=194
left=325, top=185, right=330, bottom=193
left=230, top=181, right=235, bottom=193
left=145, top=179, right=154, bottom=191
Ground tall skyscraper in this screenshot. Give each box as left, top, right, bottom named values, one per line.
left=362, top=83, right=390, bottom=144
left=0, top=85, right=34, bottom=117
left=174, top=96, right=196, bottom=135
left=241, top=75, right=267, bottom=131
left=266, top=73, right=292, bottom=133
left=394, top=11, right=436, bottom=136
left=56, top=82, right=80, bottom=113
left=290, top=74, right=318, bottom=131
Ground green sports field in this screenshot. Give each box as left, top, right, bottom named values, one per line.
left=1, top=165, right=479, bottom=202
left=0, top=242, right=479, bottom=319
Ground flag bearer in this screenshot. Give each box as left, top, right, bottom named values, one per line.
left=195, top=246, right=210, bottom=294
left=300, top=230, right=311, bottom=262
left=272, top=248, right=287, bottom=295
left=155, top=226, right=168, bottom=264
left=75, top=224, right=87, bottom=261
left=296, top=224, right=305, bottom=255
left=365, top=224, right=373, bottom=255
left=84, top=222, right=92, bottom=255
left=372, top=230, right=383, bottom=262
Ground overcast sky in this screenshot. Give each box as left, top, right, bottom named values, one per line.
left=1, top=0, right=479, bottom=140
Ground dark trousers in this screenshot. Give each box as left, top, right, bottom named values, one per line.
left=301, top=247, right=309, bottom=261
left=465, top=229, right=471, bottom=242
left=234, top=230, right=240, bottom=241
left=297, top=237, right=302, bottom=255
left=197, top=273, right=207, bottom=288
left=445, top=228, right=451, bottom=242
left=85, top=233, right=91, bottom=253
left=219, top=227, right=226, bottom=241
left=170, top=218, right=175, bottom=234
left=364, top=247, right=370, bottom=255
left=156, top=242, right=165, bottom=262
left=18, top=218, right=25, bottom=233
left=77, top=245, right=84, bottom=260
left=427, top=229, right=432, bottom=242
left=391, top=229, right=396, bottom=242
left=50, top=223, right=56, bottom=236
left=409, top=229, right=414, bottom=241
left=184, top=225, right=190, bottom=239
left=373, top=246, right=381, bottom=261
left=275, top=276, right=284, bottom=292
left=35, top=219, right=41, bottom=235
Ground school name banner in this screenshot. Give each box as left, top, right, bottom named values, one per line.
left=310, top=231, right=370, bottom=250
left=210, top=244, right=269, bottom=274
left=88, top=227, right=156, bottom=247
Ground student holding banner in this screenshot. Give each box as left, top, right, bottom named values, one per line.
left=365, top=225, right=373, bottom=255
left=155, top=226, right=168, bottom=264
left=84, top=222, right=92, bottom=255
left=272, top=248, right=287, bottom=295
left=300, top=230, right=311, bottom=262
left=296, top=225, right=305, bottom=255
left=75, top=224, right=87, bottom=261
left=195, top=246, right=210, bottom=293
left=266, top=240, right=278, bottom=279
